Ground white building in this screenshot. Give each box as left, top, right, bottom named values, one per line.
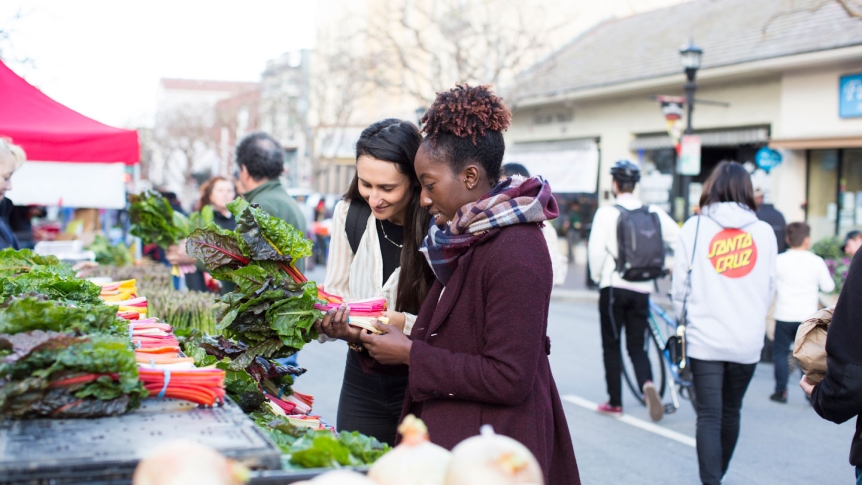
left=507, top=0, right=862, bottom=241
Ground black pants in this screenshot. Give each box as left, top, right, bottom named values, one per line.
left=773, top=320, right=801, bottom=393
left=336, top=350, right=408, bottom=446
left=691, top=358, right=757, bottom=485
left=599, top=286, right=653, bottom=407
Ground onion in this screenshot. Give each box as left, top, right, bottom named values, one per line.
left=444, top=425, right=544, bottom=485
left=367, top=414, right=452, bottom=485
left=133, top=440, right=250, bottom=485
left=293, top=470, right=376, bottom=484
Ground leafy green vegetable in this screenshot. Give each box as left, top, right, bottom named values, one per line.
left=129, top=191, right=186, bottom=248
left=0, top=333, right=145, bottom=418
left=0, top=248, right=68, bottom=278
left=186, top=227, right=250, bottom=280
left=0, top=294, right=125, bottom=336
left=88, top=235, right=134, bottom=266
left=130, top=191, right=216, bottom=249
left=0, top=267, right=103, bottom=304
left=228, top=198, right=313, bottom=265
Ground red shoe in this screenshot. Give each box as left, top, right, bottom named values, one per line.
left=597, top=402, right=623, bottom=416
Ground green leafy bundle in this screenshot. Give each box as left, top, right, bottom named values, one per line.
left=129, top=191, right=214, bottom=248
left=0, top=267, right=103, bottom=304
left=0, top=331, right=146, bottom=418
left=186, top=198, right=322, bottom=363
left=0, top=294, right=126, bottom=336
left=0, top=248, right=68, bottom=278
left=249, top=409, right=389, bottom=469
left=89, top=235, right=134, bottom=267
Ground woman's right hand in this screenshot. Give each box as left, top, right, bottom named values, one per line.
left=315, top=304, right=361, bottom=344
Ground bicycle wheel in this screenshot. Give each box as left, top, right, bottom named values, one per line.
left=620, top=327, right=667, bottom=406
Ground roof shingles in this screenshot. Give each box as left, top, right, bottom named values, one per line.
left=514, top=0, right=862, bottom=101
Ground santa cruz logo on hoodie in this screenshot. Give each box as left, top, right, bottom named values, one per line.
left=707, top=228, right=758, bottom=278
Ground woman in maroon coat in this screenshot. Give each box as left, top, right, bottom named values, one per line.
left=360, top=85, right=580, bottom=485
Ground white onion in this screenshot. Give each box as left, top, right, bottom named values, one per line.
left=444, top=425, right=544, bottom=485
left=133, top=439, right=249, bottom=485
left=368, top=414, right=452, bottom=485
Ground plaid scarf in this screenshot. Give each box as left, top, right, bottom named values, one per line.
left=419, top=175, right=559, bottom=285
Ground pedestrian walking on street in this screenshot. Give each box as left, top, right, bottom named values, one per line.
left=672, top=161, right=778, bottom=485
left=771, top=222, right=834, bottom=403
left=358, top=84, right=580, bottom=485
left=755, top=187, right=787, bottom=254
left=314, top=119, right=433, bottom=446
left=587, top=160, right=679, bottom=421
left=801, top=250, right=862, bottom=485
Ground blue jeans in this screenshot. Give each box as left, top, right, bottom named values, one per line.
left=773, top=320, right=801, bottom=393
left=691, top=358, right=757, bottom=485
left=856, top=466, right=861, bottom=485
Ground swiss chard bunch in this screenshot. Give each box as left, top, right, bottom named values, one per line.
left=129, top=191, right=214, bottom=248
left=0, top=331, right=146, bottom=418
left=0, top=248, right=69, bottom=279
left=0, top=293, right=126, bottom=336
left=186, top=198, right=322, bottom=361
left=0, top=266, right=103, bottom=304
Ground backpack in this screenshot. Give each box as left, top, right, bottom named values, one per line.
left=345, top=199, right=372, bottom=254
left=614, top=204, right=665, bottom=281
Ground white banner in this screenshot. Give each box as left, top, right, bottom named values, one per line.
left=504, top=146, right=599, bottom=193
left=7, top=161, right=127, bottom=208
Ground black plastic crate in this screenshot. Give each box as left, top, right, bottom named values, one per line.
left=0, top=398, right=281, bottom=485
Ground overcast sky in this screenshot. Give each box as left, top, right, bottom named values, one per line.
left=0, top=0, right=682, bottom=130
left=0, top=1, right=317, bottom=128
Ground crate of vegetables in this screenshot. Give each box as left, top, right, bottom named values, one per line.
left=0, top=398, right=281, bottom=485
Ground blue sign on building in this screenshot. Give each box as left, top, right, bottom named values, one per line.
left=840, top=73, right=862, bottom=118
left=755, top=147, right=783, bottom=173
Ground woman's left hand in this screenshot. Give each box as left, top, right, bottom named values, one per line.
left=799, top=375, right=816, bottom=396
left=360, top=322, right=412, bottom=366
left=381, top=311, right=406, bottom=332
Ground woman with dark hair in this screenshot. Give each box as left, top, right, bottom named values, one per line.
left=359, top=85, right=579, bottom=484
left=194, top=176, right=238, bottom=231
left=315, top=118, right=433, bottom=446
left=671, top=161, right=778, bottom=485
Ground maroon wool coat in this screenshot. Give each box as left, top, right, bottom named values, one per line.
left=402, top=223, right=580, bottom=485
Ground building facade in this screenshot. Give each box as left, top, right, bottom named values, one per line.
left=507, top=0, right=862, bottom=241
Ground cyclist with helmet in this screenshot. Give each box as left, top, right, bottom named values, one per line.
left=587, top=160, right=680, bottom=421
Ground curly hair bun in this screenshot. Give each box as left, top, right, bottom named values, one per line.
left=421, top=84, right=512, bottom=144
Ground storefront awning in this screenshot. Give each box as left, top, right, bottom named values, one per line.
left=769, top=136, right=862, bottom=150
left=630, top=127, right=770, bottom=151
left=505, top=139, right=599, bottom=193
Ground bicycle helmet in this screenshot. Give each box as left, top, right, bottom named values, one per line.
left=610, top=160, right=641, bottom=183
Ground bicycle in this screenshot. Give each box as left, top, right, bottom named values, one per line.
left=620, top=298, right=697, bottom=415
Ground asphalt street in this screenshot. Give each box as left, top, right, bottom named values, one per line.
left=294, top=266, right=855, bottom=484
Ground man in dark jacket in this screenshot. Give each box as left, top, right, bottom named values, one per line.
left=801, top=250, right=862, bottom=483
left=235, top=131, right=307, bottom=265
left=755, top=188, right=787, bottom=253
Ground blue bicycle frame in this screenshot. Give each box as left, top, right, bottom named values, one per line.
left=647, top=299, right=694, bottom=413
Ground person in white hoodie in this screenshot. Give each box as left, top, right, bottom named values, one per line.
left=671, top=161, right=778, bottom=485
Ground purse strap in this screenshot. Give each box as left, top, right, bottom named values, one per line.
left=679, top=215, right=701, bottom=328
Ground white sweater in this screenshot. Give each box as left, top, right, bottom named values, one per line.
left=774, top=249, right=835, bottom=322
left=671, top=203, right=778, bottom=364
left=587, top=193, right=680, bottom=293
left=323, top=200, right=416, bottom=335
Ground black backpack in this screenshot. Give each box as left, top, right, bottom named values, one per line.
left=614, top=205, right=665, bottom=282
left=345, top=199, right=372, bottom=254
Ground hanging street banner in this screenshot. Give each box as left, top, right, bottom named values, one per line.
left=678, top=135, right=701, bottom=176
left=656, top=95, right=686, bottom=149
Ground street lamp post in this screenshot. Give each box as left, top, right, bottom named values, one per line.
left=679, top=41, right=702, bottom=219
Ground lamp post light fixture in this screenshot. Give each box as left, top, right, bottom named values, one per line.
left=679, top=40, right=703, bottom=219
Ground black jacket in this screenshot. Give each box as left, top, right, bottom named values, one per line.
left=0, top=198, right=20, bottom=251
left=756, top=204, right=787, bottom=253
left=811, top=250, right=862, bottom=467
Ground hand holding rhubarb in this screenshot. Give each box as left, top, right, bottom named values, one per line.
left=318, top=305, right=361, bottom=344
left=360, top=322, right=412, bottom=366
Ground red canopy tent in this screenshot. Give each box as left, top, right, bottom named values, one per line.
left=0, top=60, right=139, bottom=208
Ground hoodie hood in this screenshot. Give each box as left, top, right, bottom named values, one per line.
left=701, top=202, right=758, bottom=229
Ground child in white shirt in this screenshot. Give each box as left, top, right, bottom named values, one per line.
left=771, top=222, right=835, bottom=403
